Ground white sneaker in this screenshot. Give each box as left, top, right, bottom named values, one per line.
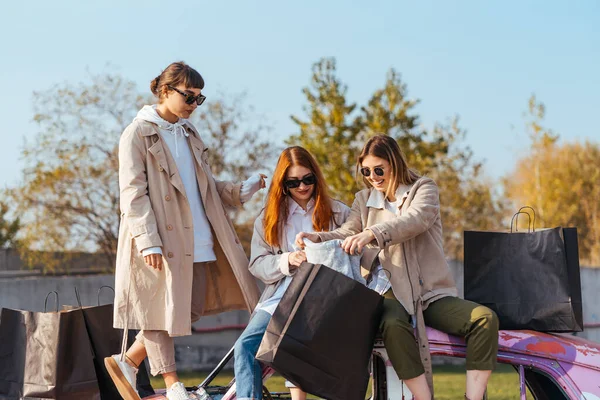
left=104, top=354, right=141, bottom=400
left=167, top=381, right=194, bottom=400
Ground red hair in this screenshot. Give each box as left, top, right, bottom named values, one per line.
left=263, top=146, right=334, bottom=247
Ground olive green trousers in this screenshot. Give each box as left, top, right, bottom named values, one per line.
left=379, top=291, right=499, bottom=379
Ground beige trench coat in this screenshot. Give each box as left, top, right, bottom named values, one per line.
left=113, top=119, right=260, bottom=337
left=317, top=177, right=457, bottom=391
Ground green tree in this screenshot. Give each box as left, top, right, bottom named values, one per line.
left=289, top=57, right=505, bottom=259
left=14, top=71, right=274, bottom=271
left=504, top=96, right=600, bottom=265
left=289, top=58, right=362, bottom=205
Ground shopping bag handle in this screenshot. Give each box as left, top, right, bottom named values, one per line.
left=97, top=285, right=115, bottom=306
left=74, top=286, right=83, bottom=308
left=515, top=206, right=536, bottom=232
left=510, top=206, right=536, bottom=233
left=44, top=291, right=59, bottom=312
left=381, top=268, right=392, bottom=281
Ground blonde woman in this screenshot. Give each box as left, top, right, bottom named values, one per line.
left=297, top=135, right=498, bottom=400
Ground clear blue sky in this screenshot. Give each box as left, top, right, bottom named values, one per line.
left=1, top=0, right=598, bottom=188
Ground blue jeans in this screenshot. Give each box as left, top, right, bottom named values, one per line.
left=234, top=310, right=271, bottom=400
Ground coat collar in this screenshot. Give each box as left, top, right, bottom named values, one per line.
left=142, top=120, right=209, bottom=199
left=138, top=119, right=207, bottom=151
left=366, top=183, right=413, bottom=210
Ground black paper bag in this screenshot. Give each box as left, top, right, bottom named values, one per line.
left=464, top=226, right=583, bottom=332
left=256, top=263, right=383, bottom=400
left=0, top=305, right=101, bottom=399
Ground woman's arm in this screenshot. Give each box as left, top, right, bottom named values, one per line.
left=249, top=216, right=302, bottom=285
left=119, top=124, right=163, bottom=252
left=368, top=179, right=440, bottom=248
left=295, top=195, right=364, bottom=248
left=317, top=195, right=364, bottom=241
left=215, top=173, right=266, bottom=208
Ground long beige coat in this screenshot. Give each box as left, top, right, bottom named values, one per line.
left=113, top=119, right=260, bottom=337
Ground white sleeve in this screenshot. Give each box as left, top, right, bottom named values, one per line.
left=240, top=173, right=263, bottom=203
left=141, top=246, right=163, bottom=257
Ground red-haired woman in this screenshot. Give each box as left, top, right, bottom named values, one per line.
left=233, top=146, right=349, bottom=400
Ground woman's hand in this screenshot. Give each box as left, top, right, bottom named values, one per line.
left=144, top=253, right=163, bottom=271
left=295, top=232, right=321, bottom=249
left=258, top=173, right=267, bottom=189
left=288, top=250, right=307, bottom=268
left=341, top=229, right=376, bottom=255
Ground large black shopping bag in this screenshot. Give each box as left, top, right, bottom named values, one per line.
left=72, top=286, right=154, bottom=399
left=464, top=207, right=583, bottom=332
left=256, top=263, right=383, bottom=400
left=0, top=292, right=101, bottom=399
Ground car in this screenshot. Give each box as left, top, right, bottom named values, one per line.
left=143, top=327, right=600, bottom=399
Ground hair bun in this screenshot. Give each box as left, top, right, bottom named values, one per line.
left=150, top=76, right=161, bottom=95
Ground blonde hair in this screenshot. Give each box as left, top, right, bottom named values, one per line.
left=357, top=135, right=420, bottom=199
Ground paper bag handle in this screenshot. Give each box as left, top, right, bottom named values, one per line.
left=74, top=286, right=83, bottom=308
left=510, top=206, right=536, bottom=233
left=516, top=206, right=536, bottom=232
left=97, top=285, right=115, bottom=306
left=44, top=291, right=59, bottom=312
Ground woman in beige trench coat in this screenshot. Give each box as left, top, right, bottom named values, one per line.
left=297, top=135, right=498, bottom=400
left=105, top=62, right=264, bottom=400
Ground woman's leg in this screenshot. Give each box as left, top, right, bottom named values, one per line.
left=423, top=297, right=498, bottom=400
left=129, top=263, right=208, bottom=390
left=137, top=330, right=179, bottom=388
left=234, top=310, right=272, bottom=400
left=289, top=387, right=307, bottom=400
left=379, top=290, right=431, bottom=400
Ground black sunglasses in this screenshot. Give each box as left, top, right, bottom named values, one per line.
left=284, top=174, right=317, bottom=189
left=360, top=167, right=385, bottom=177
left=168, top=85, right=206, bottom=106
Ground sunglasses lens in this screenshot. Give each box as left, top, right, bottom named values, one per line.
left=284, top=180, right=301, bottom=189
left=185, top=96, right=195, bottom=105
left=197, top=95, right=206, bottom=106
left=303, top=175, right=316, bottom=186
left=374, top=167, right=384, bottom=176
left=360, top=168, right=371, bottom=177
left=284, top=174, right=316, bottom=189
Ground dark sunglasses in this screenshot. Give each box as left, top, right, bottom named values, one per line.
left=168, top=85, right=206, bottom=106
left=284, top=174, right=317, bottom=189
left=360, top=167, right=385, bottom=177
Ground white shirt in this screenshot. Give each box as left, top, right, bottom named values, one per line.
left=258, top=197, right=316, bottom=315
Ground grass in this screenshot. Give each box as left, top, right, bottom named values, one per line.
left=150, top=363, right=531, bottom=399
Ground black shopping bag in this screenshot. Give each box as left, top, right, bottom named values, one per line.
left=0, top=292, right=101, bottom=399
left=464, top=207, right=583, bottom=332
left=72, top=286, right=155, bottom=399
left=256, top=263, right=383, bottom=400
